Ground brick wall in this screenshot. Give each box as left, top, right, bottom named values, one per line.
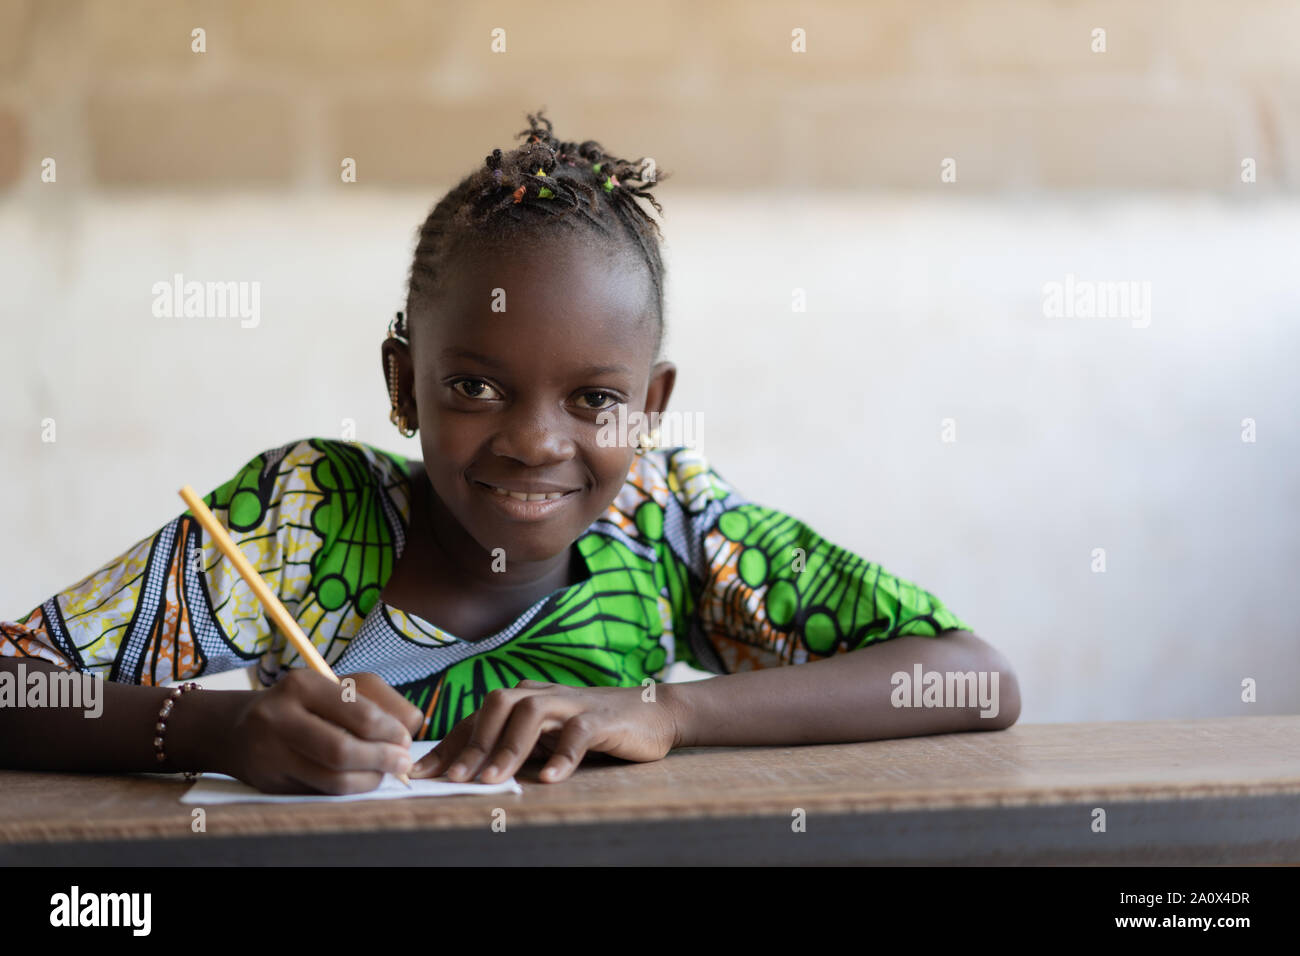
left=1, top=0, right=1297, bottom=194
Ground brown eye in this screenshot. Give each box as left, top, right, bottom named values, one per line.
left=451, top=379, right=501, bottom=400
left=577, top=391, right=618, bottom=410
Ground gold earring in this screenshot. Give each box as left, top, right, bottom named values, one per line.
left=387, top=354, right=416, bottom=437
left=390, top=407, right=416, bottom=437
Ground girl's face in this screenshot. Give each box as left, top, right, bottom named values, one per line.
left=385, top=235, right=676, bottom=568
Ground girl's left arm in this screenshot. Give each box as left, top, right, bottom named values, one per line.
left=412, top=628, right=1020, bottom=785
left=649, top=450, right=1019, bottom=748
left=658, top=629, right=1020, bottom=750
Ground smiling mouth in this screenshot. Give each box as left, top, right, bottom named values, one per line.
left=473, top=480, right=579, bottom=502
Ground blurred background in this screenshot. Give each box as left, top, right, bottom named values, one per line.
left=1, top=0, right=1297, bottom=718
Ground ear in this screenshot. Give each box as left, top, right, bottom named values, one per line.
left=380, top=336, right=418, bottom=430
left=643, top=361, right=676, bottom=421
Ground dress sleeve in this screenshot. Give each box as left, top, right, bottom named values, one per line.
left=0, top=438, right=340, bottom=685
left=656, top=446, right=973, bottom=675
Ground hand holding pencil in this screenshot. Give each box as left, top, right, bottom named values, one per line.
left=179, top=485, right=422, bottom=791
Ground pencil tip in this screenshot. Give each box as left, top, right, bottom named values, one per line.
left=397, top=773, right=412, bottom=788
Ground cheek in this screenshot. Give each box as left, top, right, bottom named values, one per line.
left=418, top=432, right=453, bottom=475
left=417, top=409, right=478, bottom=463
left=587, top=446, right=637, bottom=500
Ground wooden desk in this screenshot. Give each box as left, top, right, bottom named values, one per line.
left=2, top=716, right=1297, bottom=865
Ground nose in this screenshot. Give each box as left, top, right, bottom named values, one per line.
left=487, top=398, right=578, bottom=467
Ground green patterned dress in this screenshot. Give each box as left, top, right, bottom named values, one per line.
left=2, top=438, right=972, bottom=740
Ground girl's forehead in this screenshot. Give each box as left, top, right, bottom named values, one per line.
left=416, top=294, right=656, bottom=377
left=419, top=306, right=654, bottom=372
left=420, top=240, right=656, bottom=355
left=441, top=238, right=647, bottom=307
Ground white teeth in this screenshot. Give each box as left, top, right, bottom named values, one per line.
left=483, top=483, right=568, bottom=501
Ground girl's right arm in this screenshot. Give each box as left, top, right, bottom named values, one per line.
left=0, top=655, right=251, bottom=774
left=0, top=438, right=423, bottom=792
left=0, top=656, right=418, bottom=792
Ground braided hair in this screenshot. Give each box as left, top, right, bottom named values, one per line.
left=402, top=109, right=670, bottom=360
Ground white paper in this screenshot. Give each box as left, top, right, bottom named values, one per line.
left=179, top=740, right=521, bottom=803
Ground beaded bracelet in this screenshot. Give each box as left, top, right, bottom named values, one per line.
left=153, top=681, right=203, bottom=782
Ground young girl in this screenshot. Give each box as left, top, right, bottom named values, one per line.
left=1, top=110, right=1020, bottom=794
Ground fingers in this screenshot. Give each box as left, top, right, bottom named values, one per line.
left=404, top=682, right=626, bottom=785
left=410, top=685, right=577, bottom=783
left=408, top=719, right=556, bottom=780
left=408, top=714, right=475, bottom=779
left=348, top=672, right=426, bottom=738
left=445, top=688, right=567, bottom=783
left=276, top=699, right=414, bottom=781
left=275, top=744, right=391, bottom=796
left=538, top=716, right=602, bottom=783
left=476, top=696, right=579, bottom=784
left=285, top=669, right=413, bottom=749
left=448, top=688, right=520, bottom=780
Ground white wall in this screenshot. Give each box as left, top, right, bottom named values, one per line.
left=3, top=191, right=1297, bottom=718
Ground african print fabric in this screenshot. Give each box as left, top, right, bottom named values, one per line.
left=2, top=438, right=971, bottom=740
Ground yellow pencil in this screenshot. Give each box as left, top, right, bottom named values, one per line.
left=178, top=485, right=412, bottom=787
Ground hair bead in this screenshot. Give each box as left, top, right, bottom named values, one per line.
left=402, top=108, right=667, bottom=363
